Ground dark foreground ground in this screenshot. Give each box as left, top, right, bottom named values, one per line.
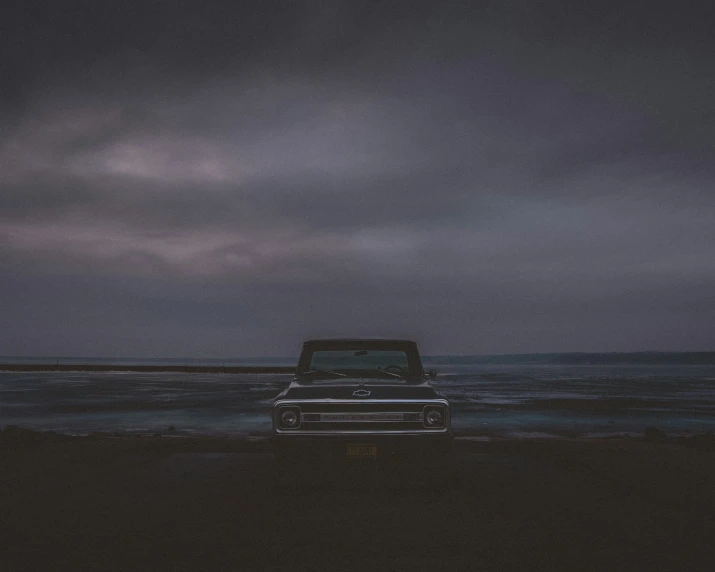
left=1, top=431, right=714, bottom=572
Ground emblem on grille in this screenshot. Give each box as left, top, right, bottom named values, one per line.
left=352, top=389, right=371, bottom=397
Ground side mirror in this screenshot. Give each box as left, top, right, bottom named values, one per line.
left=426, top=370, right=437, bottom=379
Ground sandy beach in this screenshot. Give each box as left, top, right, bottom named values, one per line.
left=1, top=429, right=714, bottom=571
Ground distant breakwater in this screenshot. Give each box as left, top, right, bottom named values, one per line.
left=0, top=364, right=296, bottom=374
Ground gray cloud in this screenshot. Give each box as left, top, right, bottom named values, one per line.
left=1, top=1, right=714, bottom=355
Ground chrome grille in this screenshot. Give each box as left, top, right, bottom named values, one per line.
left=307, top=412, right=421, bottom=422
left=273, top=400, right=449, bottom=434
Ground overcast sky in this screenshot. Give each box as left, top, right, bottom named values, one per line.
left=1, top=1, right=714, bottom=357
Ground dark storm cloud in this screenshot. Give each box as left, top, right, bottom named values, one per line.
left=1, top=1, right=714, bottom=355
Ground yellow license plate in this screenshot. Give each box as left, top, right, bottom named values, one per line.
left=347, top=444, right=377, bottom=458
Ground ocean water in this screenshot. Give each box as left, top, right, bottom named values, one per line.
left=1, top=359, right=714, bottom=438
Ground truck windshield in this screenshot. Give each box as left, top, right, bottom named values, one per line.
left=307, top=349, right=410, bottom=377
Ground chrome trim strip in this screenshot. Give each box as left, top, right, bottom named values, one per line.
left=274, top=428, right=450, bottom=435
left=305, top=412, right=421, bottom=422
left=275, top=399, right=450, bottom=406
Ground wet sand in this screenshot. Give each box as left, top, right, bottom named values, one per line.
left=1, top=431, right=714, bottom=571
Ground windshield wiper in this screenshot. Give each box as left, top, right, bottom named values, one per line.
left=374, top=368, right=404, bottom=379
left=303, top=369, right=348, bottom=378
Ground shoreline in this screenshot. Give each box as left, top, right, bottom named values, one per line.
left=2, top=425, right=713, bottom=452
left=0, top=363, right=295, bottom=374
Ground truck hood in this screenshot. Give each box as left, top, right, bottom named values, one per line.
left=277, top=380, right=442, bottom=401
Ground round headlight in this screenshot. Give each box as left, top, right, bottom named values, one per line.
left=280, top=410, right=298, bottom=428
left=426, top=410, right=443, bottom=426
